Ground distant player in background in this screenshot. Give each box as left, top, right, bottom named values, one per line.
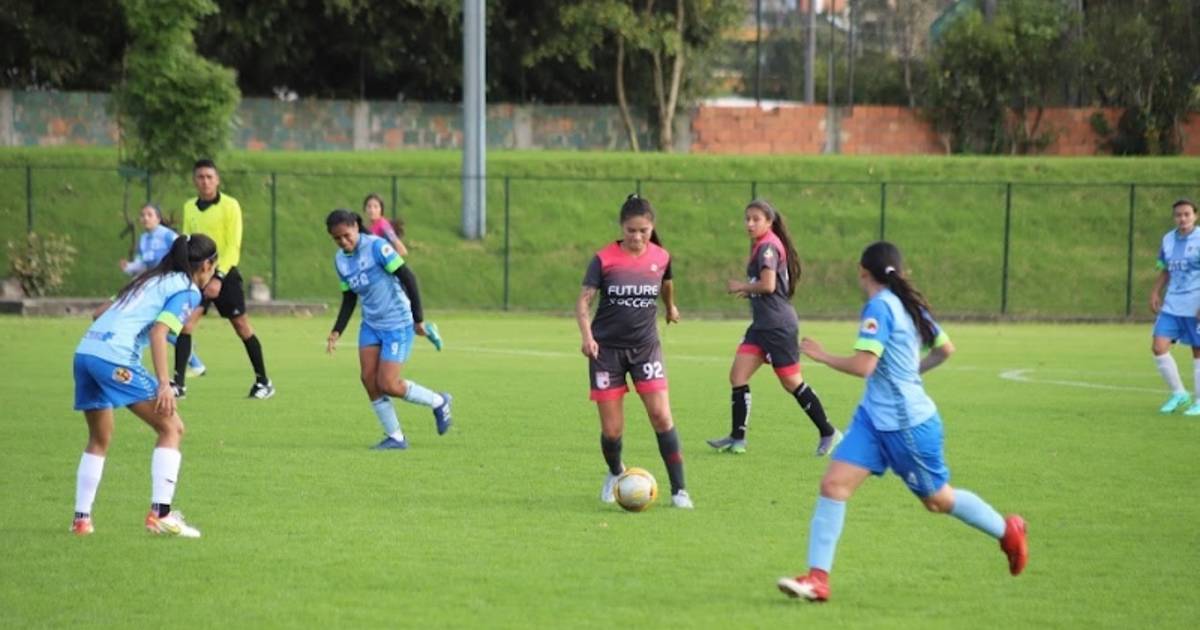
left=363, top=193, right=408, bottom=256
left=71, top=234, right=218, bottom=538
left=324, top=209, right=452, bottom=449
left=174, top=159, right=274, bottom=400
left=119, top=202, right=206, bottom=377
left=1149, top=198, right=1200, bottom=415
left=575, top=195, right=692, bottom=509
left=777, top=241, right=1026, bottom=602
left=707, top=200, right=839, bottom=456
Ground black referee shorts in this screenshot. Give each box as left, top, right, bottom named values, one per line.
left=204, top=266, right=247, bottom=319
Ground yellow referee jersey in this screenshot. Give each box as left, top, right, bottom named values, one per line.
left=183, top=193, right=242, bottom=274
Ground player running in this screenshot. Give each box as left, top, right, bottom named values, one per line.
left=707, top=200, right=839, bottom=456
left=777, top=241, right=1027, bottom=602
left=1149, top=198, right=1200, bottom=415
left=324, top=209, right=452, bottom=449
left=71, top=234, right=218, bottom=538
left=575, top=194, right=692, bottom=509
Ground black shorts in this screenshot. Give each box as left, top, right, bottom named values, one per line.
left=588, top=342, right=667, bottom=401
left=737, top=326, right=801, bottom=376
left=204, top=266, right=247, bottom=319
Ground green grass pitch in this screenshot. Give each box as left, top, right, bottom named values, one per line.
left=1, top=313, right=1198, bottom=627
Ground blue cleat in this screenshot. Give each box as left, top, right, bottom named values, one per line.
left=1160, top=392, right=1191, bottom=414
left=372, top=436, right=409, bottom=450
left=186, top=354, right=207, bottom=378
left=1184, top=402, right=1200, bottom=417
left=433, top=393, right=453, bottom=435
left=425, top=322, right=443, bottom=351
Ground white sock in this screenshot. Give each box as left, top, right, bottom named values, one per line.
left=403, top=380, right=444, bottom=408
left=371, top=397, right=405, bottom=441
left=150, top=447, right=182, bottom=507
left=1155, top=353, right=1186, bottom=394
left=75, top=452, right=106, bottom=515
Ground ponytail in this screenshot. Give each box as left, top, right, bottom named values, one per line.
left=860, top=241, right=936, bottom=346
left=115, top=234, right=218, bottom=305
left=620, top=194, right=663, bottom=246
left=746, top=200, right=801, bottom=296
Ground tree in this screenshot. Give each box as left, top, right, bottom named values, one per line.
left=113, top=0, right=240, bottom=173
left=0, top=0, right=126, bottom=89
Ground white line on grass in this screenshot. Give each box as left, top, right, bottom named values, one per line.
left=998, top=369, right=1161, bottom=393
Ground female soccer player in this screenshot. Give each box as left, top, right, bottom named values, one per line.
left=71, top=234, right=218, bottom=537
left=363, top=193, right=409, bottom=256
left=324, top=209, right=451, bottom=449
left=1149, top=198, right=1200, bottom=415
left=575, top=194, right=692, bottom=509
left=707, top=200, right=839, bottom=456
left=776, top=241, right=1027, bottom=602
left=119, top=203, right=206, bottom=376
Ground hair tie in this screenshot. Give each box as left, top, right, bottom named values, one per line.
left=884, top=265, right=896, bottom=275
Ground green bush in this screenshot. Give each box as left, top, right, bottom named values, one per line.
left=6, top=232, right=78, bottom=297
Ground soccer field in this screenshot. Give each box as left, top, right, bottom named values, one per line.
left=1, top=313, right=1197, bottom=628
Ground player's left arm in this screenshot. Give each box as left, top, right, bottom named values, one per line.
left=150, top=290, right=195, bottom=415
left=661, top=260, right=679, bottom=324
left=225, top=198, right=243, bottom=273
left=801, top=339, right=879, bottom=378
left=919, top=320, right=954, bottom=374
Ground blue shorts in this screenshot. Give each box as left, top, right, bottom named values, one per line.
left=1153, top=313, right=1200, bottom=347
left=832, top=407, right=950, bottom=498
left=73, top=353, right=156, bottom=411
left=359, top=323, right=413, bottom=363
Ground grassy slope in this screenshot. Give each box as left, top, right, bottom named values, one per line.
left=1, top=148, right=1197, bottom=317
left=0, top=315, right=1197, bottom=627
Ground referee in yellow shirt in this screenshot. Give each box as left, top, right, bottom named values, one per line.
left=174, top=159, right=274, bottom=399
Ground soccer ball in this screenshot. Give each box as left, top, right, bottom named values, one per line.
left=614, top=467, right=658, bottom=512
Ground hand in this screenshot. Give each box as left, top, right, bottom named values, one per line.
left=665, top=304, right=680, bottom=325
left=326, top=331, right=340, bottom=354
left=119, top=259, right=128, bottom=271
left=1150, top=293, right=1162, bottom=314
left=154, top=380, right=177, bottom=417
left=203, top=277, right=223, bottom=300
left=414, top=322, right=427, bottom=337
left=581, top=337, right=599, bottom=359
left=799, top=337, right=825, bottom=362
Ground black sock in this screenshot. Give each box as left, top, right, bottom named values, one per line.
left=74, top=511, right=89, bottom=519
left=242, top=335, right=268, bottom=383
left=600, top=434, right=623, bottom=476
left=731, top=385, right=751, bottom=439
left=151, top=503, right=170, bottom=518
left=793, top=382, right=835, bottom=437
left=173, top=334, right=192, bottom=386
left=655, top=427, right=686, bottom=495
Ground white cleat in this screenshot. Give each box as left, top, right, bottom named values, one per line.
left=145, top=510, right=202, bottom=538
left=600, top=472, right=621, bottom=503
left=671, top=490, right=694, bottom=509
left=816, top=429, right=843, bottom=457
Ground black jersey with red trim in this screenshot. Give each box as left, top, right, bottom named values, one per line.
left=747, top=232, right=798, bottom=330
left=583, top=241, right=672, bottom=348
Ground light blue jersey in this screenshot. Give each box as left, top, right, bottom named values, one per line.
left=851, top=288, right=950, bottom=431
left=76, top=272, right=201, bottom=366
left=334, top=234, right=412, bottom=331
left=125, top=225, right=178, bottom=276
left=1157, top=228, right=1200, bottom=317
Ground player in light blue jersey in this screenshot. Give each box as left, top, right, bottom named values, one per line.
left=776, top=241, right=1027, bottom=602
left=1150, top=199, right=1200, bottom=415
left=71, top=234, right=218, bottom=538
left=118, top=203, right=207, bottom=376
left=324, top=210, right=453, bottom=449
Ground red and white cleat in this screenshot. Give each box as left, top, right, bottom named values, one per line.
left=1000, top=514, right=1028, bottom=576
left=777, top=570, right=830, bottom=602
left=71, top=516, right=94, bottom=536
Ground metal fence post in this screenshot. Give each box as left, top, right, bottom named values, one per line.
left=390, top=175, right=398, bottom=222
left=271, top=172, right=278, bottom=300
left=1001, top=182, right=1012, bottom=315
left=503, top=176, right=511, bottom=311
left=879, top=182, right=887, bottom=240
left=751, top=180, right=758, bottom=201
left=1126, top=183, right=1136, bottom=317
left=145, top=172, right=152, bottom=203
left=25, top=165, right=32, bottom=233
left=635, top=178, right=642, bottom=197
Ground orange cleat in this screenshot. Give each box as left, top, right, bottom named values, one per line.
left=777, top=570, right=830, bottom=602
left=1000, top=514, right=1028, bottom=576
left=71, top=516, right=94, bottom=536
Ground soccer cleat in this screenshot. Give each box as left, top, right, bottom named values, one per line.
left=372, top=436, right=409, bottom=450
left=816, top=429, right=843, bottom=457
left=425, top=322, right=443, bottom=351
left=71, top=516, right=94, bottom=536
left=433, top=393, right=453, bottom=435
left=186, top=355, right=207, bottom=378
left=1184, top=402, right=1200, bottom=417
left=600, top=472, right=621, bottom=503
left=671, top=490, right=694, bottom=509
left=170, top=382, right=187, bottom=400
left=706, top=436, right=747, bottom=454
left=1159, top=392, right=1191, bottom=413
left=777, top=571, right=830, bottom=602
left=999, top=515, right=1028, bottom=576
left=145, top=510, right=201, bottom=538
left=248, top=380, right=276, bottom=400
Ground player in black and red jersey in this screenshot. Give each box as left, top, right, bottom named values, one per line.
left=575, top=194, right=692, bottom=509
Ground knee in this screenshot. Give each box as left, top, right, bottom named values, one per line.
left=819, top=476, right=852, bottom=501
left=379, top=376, right=406, bottom=397
left=159, top=416, right=185, bottom=441
left=648, top=411, right=673, bottom=432
left=87, top=434, right=112, bottom=454
left=921, top=493, right=954, bottom=514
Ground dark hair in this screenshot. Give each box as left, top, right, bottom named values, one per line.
left=193, top=158, right=217, bottom=173
left=1173, top=198, right=1197, bottom=214
left=115, top=234, right=217, bottom=305
left=326, top=208, right=365, bottom=233
left=363, top=193, right=405, bottom=238
left=860, top=241, right=936, bottom=346
left=620, top=194, right=662, bottom=246
left=142, top=202, right=169, bottom=228
left=745, top=200, right=801, bottom=296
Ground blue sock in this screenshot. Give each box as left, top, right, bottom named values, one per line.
left=371, top=397, right=403, bottom=439
left=807, top=496, right=847, bottom=573
left=189, top=352, right=204, bottom=368
left=403, top=380, right=444, bottom=408
left=949, top=488, right=1006, bottom=538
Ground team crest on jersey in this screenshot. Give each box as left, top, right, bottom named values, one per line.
left=595, top=371, right=611, bottom=389
left=358, top=256, right=371, bottom=270
left=381, top=244, right=395, bottom=257
left=112, top=367, right=133, bottom=384
left=861, top=317, right=879, bottom=334
left=763, top=248, right=775, bottom=259
left=650, top=263, right=659, bottom=272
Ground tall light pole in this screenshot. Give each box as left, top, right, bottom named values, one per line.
left=462, top=0, right=486, bottom=239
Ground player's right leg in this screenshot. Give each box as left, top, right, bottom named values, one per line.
left=708, top=345, right=762, bottom=453
left=127, top=400, right=200, bottom=538
left=1152, top=318, right=1190, bottom=412
left=359, top=340, right=407, bottom=449
left=596, top=398, right=626, bottom=503
left=73, top=407, right=114, bottom=536
left=374, top=325, right=451, bottom=436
